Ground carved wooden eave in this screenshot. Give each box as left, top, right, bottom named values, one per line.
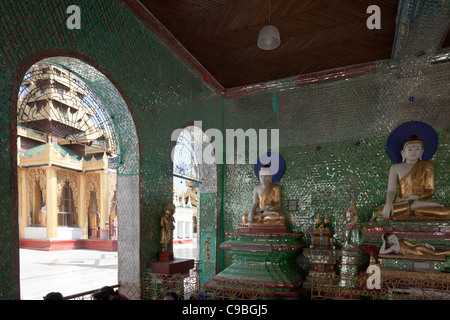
left=83, top=153, right=109, bottom=173
left=17, top=126, right=47, bottom=143
left=18, top=143, right=110, bottom=172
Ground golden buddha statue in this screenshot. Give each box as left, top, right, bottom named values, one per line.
left=160, top=203, right=176, bottom=253
left=242, top=166, right=284, bottom=226
left=373, top=135, right=450, bottom=221
left=380, top=233, right=450, bottom=257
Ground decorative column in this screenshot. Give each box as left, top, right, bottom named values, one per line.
left=78, top=172, right=87, bottom=239
left=99, top=169, right=109, bottom=240
left=18, top=168, right=28, bottom=239
left=45, top=166, right=58, bottom=239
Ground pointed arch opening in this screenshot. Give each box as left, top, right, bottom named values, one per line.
left=171, top=124, right=218, bottom=284
left=12, top=54, right=141, bottom=299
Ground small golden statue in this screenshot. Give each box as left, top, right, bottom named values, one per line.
left=160, top=203, right=176, bottom=253
left=242, top=166, right=284, bottom=227
left=312, top=212, right=331, bottom=247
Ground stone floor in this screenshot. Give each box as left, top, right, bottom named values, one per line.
left=19, top=239, right=198, bottom=300
left=20, top=248, right=118, bottom=300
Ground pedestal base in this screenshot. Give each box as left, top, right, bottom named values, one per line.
left=378, top=254, right=447, bottom=272
left=158, top=252, right=174, bottom=261
left=238, top=223, right=288, bottom=233
left=361, top=220, right=450, bottom=299
left=144, top=258, right=195, bottom=300
left=146, top=258, right=194, bottom=275
left=361, top=220, right=450, bottom=258
left=210, top=226, right=305, bottom=299
left=303, top=247, right=340, bottom=288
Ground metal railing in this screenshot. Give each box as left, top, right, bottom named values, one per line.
left=63, top=284, right=119, bottom=300
left=310, top=273, right=450, bottom=300
left=142, top=261, right=265, bottom=300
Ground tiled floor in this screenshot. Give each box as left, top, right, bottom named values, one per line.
left=20, top=248, right=118, bottom=300
left=19, top=239, right=198, bottom=300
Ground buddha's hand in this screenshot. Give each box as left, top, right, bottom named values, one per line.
left=425, top=243, right=435, bottom=250
left=400, top=194, right=419, bottom=201
left=382, top=203, right=393, bottom=219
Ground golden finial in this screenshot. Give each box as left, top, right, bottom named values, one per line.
left=324, top=212, right=329, bottom=224
left=349, top=199, right=357, bottom=213
left=315, top=212, right=322, bottom=225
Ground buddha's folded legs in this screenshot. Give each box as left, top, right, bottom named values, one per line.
left=373, top=203, right=450, bottom=221
left=242, top=212, right=284, bottom=224
left=242, top=213, right=263, bottom=224
left=413, top=206, right=450, bottom=219
left=261, top=214, right=284, bottom=224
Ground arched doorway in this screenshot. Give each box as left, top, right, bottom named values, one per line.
left=12, top=55, right=140, bottom=299
left=171, top=125, right=218, bottom=284
left=172, top=127, right=201, bottom=259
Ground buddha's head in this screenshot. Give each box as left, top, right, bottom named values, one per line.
left=401, top=134, right=424, bottom=163
left=259, top=165, right=273, bottom=185
left=383, top=233, right=399, bottom=245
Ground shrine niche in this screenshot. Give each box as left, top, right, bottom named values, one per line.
left=208, top=154, right=306, bottom=299
left=360, top=122, right=450, bottom=297
left=57, top=169, right=79, bottom=227
left=24, top=168, right=47, bottom=230
left=303, top=212, right=339, bottom=289
left=309, top=122, right=450, bottom=300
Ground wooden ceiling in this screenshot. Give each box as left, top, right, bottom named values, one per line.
left=137, top=0, right=400, bottom=89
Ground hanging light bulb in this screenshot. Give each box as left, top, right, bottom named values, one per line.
left=257, top=0, right=280, bottom=50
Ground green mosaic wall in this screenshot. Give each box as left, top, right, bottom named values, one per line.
left=221, top=62, right=450, bottom=270
left=199, top=192, right=218, bottom=282
left=0, top=0, right=448, bottom=300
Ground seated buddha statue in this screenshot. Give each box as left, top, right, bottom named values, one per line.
left=242, top=166, right=285, bottom=227
left=380, top=233, right=450, bottom=257
left=372, top=135, right=450, bottom=221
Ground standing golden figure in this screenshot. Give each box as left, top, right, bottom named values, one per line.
left=160, top=203, right=176, bottom=253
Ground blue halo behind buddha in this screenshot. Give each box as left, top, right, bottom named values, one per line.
left=386, top=121, right=438, bottom=164
left=254, top=152, right=286, bottom=182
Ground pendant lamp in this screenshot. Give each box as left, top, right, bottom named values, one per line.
left=257, top=0, right=280, bottom=50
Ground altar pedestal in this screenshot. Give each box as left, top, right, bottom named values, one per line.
left=146, top=258, right=194, bottom=275
left=144, top=258, right=195, bottom=300
left=207, top=225, right=305, bottom=299
left=303, top=247, right=340, bottom=288
left=361, top=220, right=450, bottom=258
left=362, top=220, right=450, bottom=299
